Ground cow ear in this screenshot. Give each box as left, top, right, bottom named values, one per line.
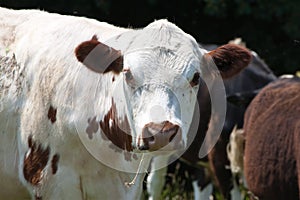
left=204, top=44, right=252, bottom=79
left=75, top=36, right=123, bottom=74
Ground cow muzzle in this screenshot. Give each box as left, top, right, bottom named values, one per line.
left=138, top=121, right=182, bottom=151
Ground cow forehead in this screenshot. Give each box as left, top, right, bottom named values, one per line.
left=124, top=56, right=200, bottom=88
left=137, top=19, right=200, bottom=51
left=110, top=20, right=203, bottom=70
left=124, top=48, right=201, bottom=85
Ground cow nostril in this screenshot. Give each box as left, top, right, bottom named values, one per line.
left=138, top=145, right=149, bottom=151
left=169, top=132, right=176, bottom=142
left=149, top=136, right=155, bottom=142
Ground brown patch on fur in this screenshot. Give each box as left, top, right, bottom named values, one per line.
left=124, top=151, right=132, bottom=161
left=23, top=137, right=50, bottom=186
left=51, top=154, right=60, bottom=174
left=207, top=44, right=252, bottom=79
left=108, top=143, right=122, bottom=153
left=47, top=105, right=57, bottom=123
left=75, top=38, right=99, bottom=63
left=86, top=116, right=99, bottom=139
left=132, top=153, right=138, bottom=160
left=75, top=38, right=123, bottom=74
left=244, top=78, right=300, bottom=199
left=123, top=151, right=138, bottom=161
left=107, top=56, right=123, bottom=74
left=91, top=34, right=98, bottom=41
left=100, top=99, right=133, bottom=151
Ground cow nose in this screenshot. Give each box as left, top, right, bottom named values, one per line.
left=139, top=121, right=180, bottom=151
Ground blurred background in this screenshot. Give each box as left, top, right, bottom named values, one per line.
left=0, top=0, right=299, bottom=75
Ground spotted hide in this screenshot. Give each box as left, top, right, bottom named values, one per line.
left=0, top=7, right=251, bottom=199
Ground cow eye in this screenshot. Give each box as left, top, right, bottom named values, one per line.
left=123, top=69, right=134, bottom=84
left=190, top=72, right=200, bottom=87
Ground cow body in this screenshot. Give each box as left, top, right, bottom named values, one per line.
left=207, top=49, right=277, bottom=198
left=244, top=77, right=300, bottom=200
left=0, top=7, right=144, bottom=200
left=0, top=7, right=251, bottom=199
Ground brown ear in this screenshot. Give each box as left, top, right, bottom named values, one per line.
left=205, top=44, right=252, bottom=79
left=75, top=36, right=123, bottom=74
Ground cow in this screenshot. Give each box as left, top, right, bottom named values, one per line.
left=147, top=43, right=276, bottom=200
left=0, top=7, right=251, bottom=200
left=207, top=46, right=277, bottom=199
left=243, top=77, right=300, bottom=200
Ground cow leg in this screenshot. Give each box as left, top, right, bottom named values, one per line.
left=192, top=181, right=213, bottom=200
left=230, top=175, right=242, bottom=200
left=147, top=155, right=170, bottom=200
left=208, top=139, right=232, bottom=199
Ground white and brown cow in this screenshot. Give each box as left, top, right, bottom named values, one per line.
left=244, top=77, right=300, bottom=200
left=0, top=7, right=251, bottom=199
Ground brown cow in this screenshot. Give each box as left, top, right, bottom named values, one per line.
left=244, top=77, right=300, bottom=200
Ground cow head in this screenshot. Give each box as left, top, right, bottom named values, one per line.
left=75, top=20, right=251, bottom=154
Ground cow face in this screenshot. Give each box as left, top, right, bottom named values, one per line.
left=75, top=20, right=251, bottom=153
left=121, top=47, right=201, bottom=152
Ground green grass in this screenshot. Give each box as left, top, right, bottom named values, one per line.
left=160, top=163, right=194, bottom=200
left=142, top=161, right=254, bottom=200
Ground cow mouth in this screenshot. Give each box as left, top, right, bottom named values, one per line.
left=136, top=128, right=184, bottom=152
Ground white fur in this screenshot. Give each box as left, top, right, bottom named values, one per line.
left=192, top=182, right=213, bottom=200
left=0, top=7, right=208, bottom=199
left=227, top=127, right=246, bottom=200
left=147, top=156, right=169, bottom=200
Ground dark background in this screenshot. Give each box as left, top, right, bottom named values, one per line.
left=1, top=0, right=299, bottom=75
